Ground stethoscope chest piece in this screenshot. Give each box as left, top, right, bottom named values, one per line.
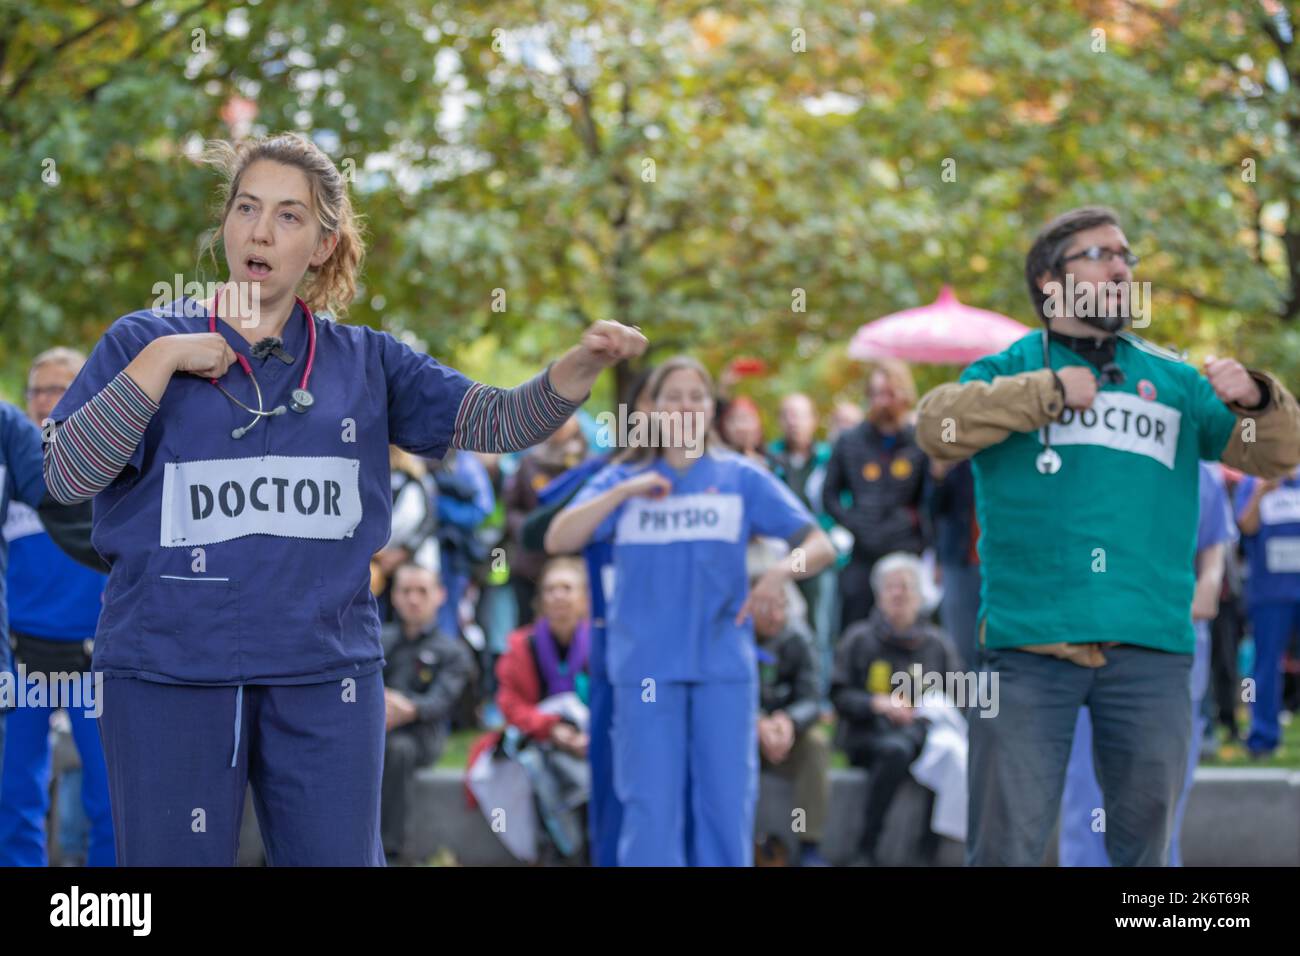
left=289, top=388, right=314, bottom=414
left=1035, top=448, right=1062, bottom=475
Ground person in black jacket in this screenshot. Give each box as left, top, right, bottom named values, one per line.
left=823, top=359, right=929, bottom=629
left=380, top=562, right=476, bottom=862
left=831, top=552, right=961, bottom=866
left=754, top=576, right=831, bottom=867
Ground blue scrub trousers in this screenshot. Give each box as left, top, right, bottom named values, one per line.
left=613, top=680, right=757, bottom=867
left=1245, top=601, right=1300, bottom=755
left=99, top=670, right=386, bottom=866
left=0, top=671, right=115, bottom=866
left=586, top=625, right=623, bottom=867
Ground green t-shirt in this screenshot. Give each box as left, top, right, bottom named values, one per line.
left=962, top=331, right=1239, bottom=654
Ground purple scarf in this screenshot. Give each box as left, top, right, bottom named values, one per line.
left=533, top=617, right=590, bottom=696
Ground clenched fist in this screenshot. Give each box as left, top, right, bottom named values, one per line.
left=155, top=333, right=238, bottom=380
left=1204, top=356, right=1263, bottom=408
left=1056, top=365, right=1098, bottom=410
left=579, top=320, right=649, bottom=368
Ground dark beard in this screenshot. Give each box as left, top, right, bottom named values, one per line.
left=867, top=406, right=902, bottom=430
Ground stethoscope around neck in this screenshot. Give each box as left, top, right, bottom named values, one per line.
left=1036, top=329, right=1063, bottom=475
left=208, top=295, right=317, bottom=439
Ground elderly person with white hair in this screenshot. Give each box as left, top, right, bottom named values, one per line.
left=830, top=551, right=962, bottom=866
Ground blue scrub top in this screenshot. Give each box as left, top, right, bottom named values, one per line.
left=570, top=448, right=815, bottom=686
left=1235, top=466, right=1300, bottom=609
left=4, top=506, right=106, bottom=641
left=52, top=298, right=474, bottom=686
left=1, top=402, right=47, bottom=670
left=1196, top=461, right=1234, bottom=557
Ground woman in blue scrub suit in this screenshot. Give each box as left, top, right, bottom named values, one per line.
left=545, top=356, right=836, bottom=866
left=42, top=132, right=646, bottom=866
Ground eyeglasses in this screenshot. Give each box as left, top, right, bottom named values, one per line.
left=25, top=385, right=67, bottom=400
left=1061, top=245, right=1140, bottom=268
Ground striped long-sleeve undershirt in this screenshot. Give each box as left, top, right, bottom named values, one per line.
left=44, top=370, right=159, bottom=504
left=450, top=365, right=584, bottom=454
left=45, top=365, right=584, bottom=504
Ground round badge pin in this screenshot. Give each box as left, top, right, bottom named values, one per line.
left=1137, top=379, right=1157, bottom=401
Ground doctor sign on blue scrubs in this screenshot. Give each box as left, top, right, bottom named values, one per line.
left=43, top=132, right=647, bottom=866
left=546, top=356, right=836, bottom=866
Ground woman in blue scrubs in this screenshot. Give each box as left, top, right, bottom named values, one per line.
left=43, top=132, right=646, bottom=866
left=545, top=356, right=835, bottom=866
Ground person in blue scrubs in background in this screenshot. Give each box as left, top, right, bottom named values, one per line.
left=42, top=132, right=646, bottom=866
left=0, top=347, right=113, bottom=866
left=524, top=366, right=655, bottom=865
left=546, top=355, right=835, bottom=866
left=0, top=398, right=47, bottom=772
left=1235, top=461, right=1300, bottom=758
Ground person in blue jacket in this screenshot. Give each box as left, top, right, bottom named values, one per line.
left=0, top=347, right=114, bottom=866
left=545, top=355, right=836, bottom=866
left=41, top=132, right=646, bottom=866
left=0, top=398, right=47, bottom=768
left=1235, top=462, right=1300, bottom=758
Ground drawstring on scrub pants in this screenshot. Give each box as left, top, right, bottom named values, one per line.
left=231, top=685, right=244, bottom=768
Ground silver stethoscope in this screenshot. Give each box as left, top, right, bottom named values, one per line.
left=209, top=295, right=317, bottom=439
left=1036, top=329, right=1063, bottom=475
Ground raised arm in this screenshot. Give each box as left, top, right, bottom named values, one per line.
left=915, top=368, right=1069, bottom=463
left=44, top=333, right=235, bottom=504
left=450, top=321, right=647, bottom=456
left=544, top=471, right=671, bottom=554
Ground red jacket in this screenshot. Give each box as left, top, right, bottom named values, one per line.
left=464, top=623, right=583, bottom=806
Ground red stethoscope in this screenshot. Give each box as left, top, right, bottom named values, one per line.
left=208, top=295, right=318, bottom=439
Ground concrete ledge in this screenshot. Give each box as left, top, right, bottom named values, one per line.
left=238, top=767, right=1300, bottom=866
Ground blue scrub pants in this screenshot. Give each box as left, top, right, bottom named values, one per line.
left=99, top=670, right=386, bottom=866
left=613, top=680, right=757, bottom=867
left=586, top=625, right=623, bottom=867
left=1245, top=601, right=1300, bottom=755
left=0, top=671, right=115, bottom=866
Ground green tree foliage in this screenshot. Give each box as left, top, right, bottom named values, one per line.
left=3, top=1, right=1299, bottom=414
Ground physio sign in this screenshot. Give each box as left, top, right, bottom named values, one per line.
left=1041, top=392, right=1182, bottom=470
left=615, top=492, right=743, bottom=545
left=160, top=455, right=362, bottom=546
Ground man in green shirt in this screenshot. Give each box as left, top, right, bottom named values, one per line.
left=916, top=206, right=1300, bottom=866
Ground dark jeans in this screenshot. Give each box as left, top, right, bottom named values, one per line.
left=846, top=723, right=927, bottom=857
left=838, top=558, right=878, bottom=631
left=1210, top=594, right=1244, bottom=738
left=968, top=645, right=1192, bottom=867
left=381, top=730, right=441, bottom=858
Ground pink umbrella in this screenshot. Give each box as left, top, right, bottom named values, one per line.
left=848, top=285, right=1031, bottom=365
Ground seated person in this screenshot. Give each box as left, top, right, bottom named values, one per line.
left=467, top=557, right=592, bottom=863
left=831, top=551, right=962, bottom=866
left=381, top=562, right=476, bottom=863
left=753, top=572, right=832, bottom=867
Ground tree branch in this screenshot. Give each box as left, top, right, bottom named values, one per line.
left=4, top=0, right=160, bottom=104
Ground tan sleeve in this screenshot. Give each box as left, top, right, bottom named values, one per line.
left=1219, top=370, right=1300, bottom=480
left=915, top=368, right=1065, bottom=462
